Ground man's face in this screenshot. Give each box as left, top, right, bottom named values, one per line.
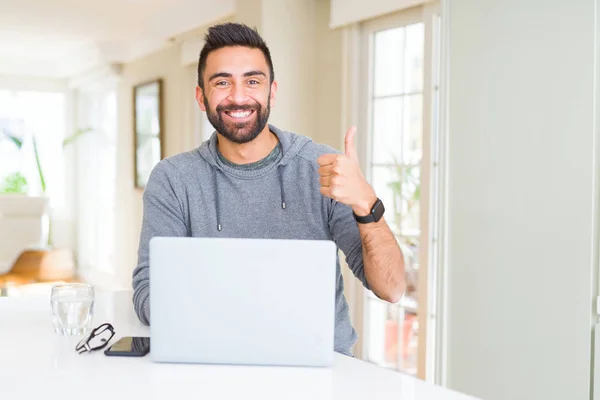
left=196, top=46, right=277, bottom=144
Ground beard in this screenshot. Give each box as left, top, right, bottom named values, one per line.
left=205, top=94, right=271, bottom=144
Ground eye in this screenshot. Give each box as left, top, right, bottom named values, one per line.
left=248, top=79, right=260, bottom=85
left=215, top=81, right=230, bottom=87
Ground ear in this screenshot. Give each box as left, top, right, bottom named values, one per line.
left=269, top=80, right=278, bottom=108
left=195, top=86, right=207, bottom=112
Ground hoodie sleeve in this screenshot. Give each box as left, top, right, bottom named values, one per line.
left=132, top=160, right=188, bottom=325
left=328, top=199, right=370, bottom=291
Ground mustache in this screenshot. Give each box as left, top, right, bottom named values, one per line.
left=216, top=103, right=259, bottom=112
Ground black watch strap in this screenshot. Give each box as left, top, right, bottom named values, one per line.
left=353, top=198, right=385, bottom=224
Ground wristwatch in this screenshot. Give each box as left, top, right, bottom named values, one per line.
left=353, top=198, right=385, bottom=224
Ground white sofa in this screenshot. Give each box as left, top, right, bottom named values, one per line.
left=0, top=195, right=48, bottom=274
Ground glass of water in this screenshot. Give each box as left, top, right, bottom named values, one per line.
left=51, top=283, right=95, bottom=336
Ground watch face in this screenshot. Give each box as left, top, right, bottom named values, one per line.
left=354, top=198, right=385, bottom=224
left=373, top=199, right=385, bottom=220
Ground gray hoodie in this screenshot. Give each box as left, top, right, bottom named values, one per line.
left=132, top=124, right=370, bottom=356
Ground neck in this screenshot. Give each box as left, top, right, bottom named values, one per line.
left=217, top=126, right=278, bottom=164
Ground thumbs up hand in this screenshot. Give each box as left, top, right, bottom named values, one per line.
left=317, top=127, right=377, bottom=216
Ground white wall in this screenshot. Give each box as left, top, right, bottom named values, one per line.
left=236, top=0, right=318, bottom=137
left=445, top=1, right=596, bottom=399
left=115, top=43, right=188, bottom=288
left=314, top=0, right=344, bottom=149
left=0, top=75, right=68, bottom=92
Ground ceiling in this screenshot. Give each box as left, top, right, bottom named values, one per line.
left=0, top=0, right=235, bottom=78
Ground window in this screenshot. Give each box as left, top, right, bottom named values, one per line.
left=366, top=21, right=424, bottom=376
left=74, top=88, right=118, bottom=276
left=359, top=5, right=440, bottom=378
left=0, top=117, right=26, bottom=189
left=0, top=90, right=66, bottom=207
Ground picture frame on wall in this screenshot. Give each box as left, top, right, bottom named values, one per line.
left=133, top=78, right=163, bottom=189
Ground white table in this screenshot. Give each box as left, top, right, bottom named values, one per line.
left=0, top=290, right=479, bottom=400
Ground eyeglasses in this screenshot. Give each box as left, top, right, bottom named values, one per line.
left=75, top=323, right=115, bottom=354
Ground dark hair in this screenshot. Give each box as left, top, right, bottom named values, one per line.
left=197, top=23, right=275, bottom=90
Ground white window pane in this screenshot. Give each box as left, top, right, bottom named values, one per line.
left=401, top=166, right=421, bottom=234
left=366, top=297, right=388, bottom=364
left=372, top=165, right=420, bottom=235
left=17, top=92, right=66, bottom=207
left=0, top=118, right=26, bottom=192
left=403, top=94, right=423, bottom=164
left=404, top=23, right=425, bottom=93
left=0, top=91, right=65, bottom=206
left=399, top=236, right=420, bottom=297
left=371, top=166, right=402, bottom=234
left=372, top=97, right=403, bottom=164
left=366, top=297, right=418, bottom=373
left=373, top=27, right=404, bottom=97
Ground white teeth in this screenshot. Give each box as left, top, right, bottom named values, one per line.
left=227, top=110, right=252, bottom=118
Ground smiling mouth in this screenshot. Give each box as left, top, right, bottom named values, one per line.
left=223, top=110, right=255, bottom=119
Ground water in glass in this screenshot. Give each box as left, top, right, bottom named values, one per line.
left=51, top=283, right=95, bottom=335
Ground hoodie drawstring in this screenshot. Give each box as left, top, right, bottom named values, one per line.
left=213, top=166, right=287, bottom=231
left=213, top=168, right=222, bottom=231
left=278, top=165, right=286, bottom=209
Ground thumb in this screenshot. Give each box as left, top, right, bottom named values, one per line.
left=344, top=126, right=358, bottom=160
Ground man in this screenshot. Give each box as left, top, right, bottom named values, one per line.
left=132, top=22, right=405, bottom=356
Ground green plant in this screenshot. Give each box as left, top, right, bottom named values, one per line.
left=0, top=171, right=28, bottom=193
left=0, top=133, right=27, bottom=194
left=0, top=127, right=93, bottom=247
left=5, top=134, right=23, bottom=149
left=387, top=161, right=421, bottom=233
left=30, top=128, right=93, bottom=196
left=386, top=155, right=421, bottom=297
left=1, top=127, right=92, bottom=189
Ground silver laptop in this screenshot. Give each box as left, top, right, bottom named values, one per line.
left=149, top=237, right=336, bottom=367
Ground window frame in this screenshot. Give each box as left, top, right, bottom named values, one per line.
left=356, top=3, right=441, bottom=380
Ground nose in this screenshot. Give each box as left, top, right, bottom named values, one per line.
left=227, top=82, right=248, bottom=105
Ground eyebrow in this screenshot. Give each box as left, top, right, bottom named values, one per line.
left=243, top=70, right=266, bottom=78
left=208, top=70, right=267, bottom=81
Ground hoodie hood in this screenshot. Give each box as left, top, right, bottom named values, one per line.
left=198, top=124, right=312, bottom=171
left=197, top=124, right=313, bottom=231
